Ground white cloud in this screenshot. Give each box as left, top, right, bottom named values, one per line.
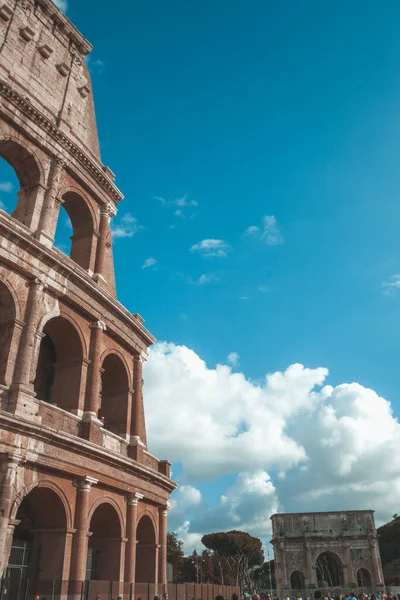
left=0, top=200, right=6, bottom=210
left=154, top=193, right=198, bottom=220
left=382, top=274, right=400, bottom=296
left=246, top=215, right=284, bottom=245
left=227, top=352, right=240, bottom=366
left=54, top=0, right=67, bottom=11
left=142, top=257, right=157, bottom=270
left=0, top=181, right=13, bottom=193
left=188, top=273, right=218, bottom=285
left=258, top=285, right=269, bottom=293
left=145, top=342, right=400, bottom=551
left=111, top=213, right=143, bottom=240
left=190, top=239, right=230, bottom=258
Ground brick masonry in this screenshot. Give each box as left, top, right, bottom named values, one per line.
left=0, top=0, right=176, bottom=589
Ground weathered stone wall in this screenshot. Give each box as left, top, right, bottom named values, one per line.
left=271, top=511, right=385, bottom=595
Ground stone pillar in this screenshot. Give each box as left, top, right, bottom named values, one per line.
left=125, top=492, right=143, bottom=583
left=36, top=156, right=65, bottom=247
left=10, top=278, right=45, bottom=417
left=69, top=476, right=97, bottom=582
left=0, top=453, right=21, bottom=576
left=131, top=355, right=145, bottom=443
left=82, top=320, right=106, bottom=441
left=94, top=203, right=115, bottom=284
left=158, top=503, right=170, bottom=587
left=371, top=540, right=384, bottom=585
left=345, top=543, right=355, bottom=585
left=305, top=542, right=313, bottom=587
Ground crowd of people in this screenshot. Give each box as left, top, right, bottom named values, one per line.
left=240, top=591, right=399, bottom=600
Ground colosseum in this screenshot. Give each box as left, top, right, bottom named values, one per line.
left=0, top=0, right=175, bottom=596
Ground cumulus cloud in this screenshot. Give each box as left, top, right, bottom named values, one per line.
left=111, top=213, right=143, bottom=240
left=155, top=193, right=198, bottom=220
left=245, top=215, right=284, bottom=245
left=145, top=342, right=400, bottom=551
left=54, top=0, right=67, bottom=10
left=227, top=352, right=240, bottom=366
left=190, top=239, right=230, bottom=258
left=142, top=257, right=157, bottom=270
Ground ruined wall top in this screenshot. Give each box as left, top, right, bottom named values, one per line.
left=271, top=510, right=377, bottom=540
left=0, top=0, right=102, bottom=162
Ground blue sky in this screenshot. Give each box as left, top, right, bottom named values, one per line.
left=3, top=0, right=400, bottom=550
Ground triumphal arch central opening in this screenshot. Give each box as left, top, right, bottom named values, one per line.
left=0, top=0, right=176, bottom=597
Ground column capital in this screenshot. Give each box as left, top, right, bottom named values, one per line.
left=73, top=476, right=98, bottom=492
left=90, top=319, right=106, bottom=331
left=133, top=351, right=147, bottom=364
left=127, top=492, right=144, bottom=506
left=31, top=277, right=47, bottom=291
left=159, top=501, right=172, bottom=516
left=99, top=202, right=117, bottom=219
left=51, top=154, right=66, bottom=170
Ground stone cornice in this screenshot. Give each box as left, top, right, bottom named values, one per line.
left=33, top=0, right=92, bottom=56
left=0, top=212, right=156, bottom=349
left=0, top=78, right=123, bottom=204
left=0, top=411, right=177, bottom=496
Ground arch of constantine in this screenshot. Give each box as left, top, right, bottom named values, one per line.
left=0, top=0, right=175, bottom=595
left=271, top=511, right=385, bottom=595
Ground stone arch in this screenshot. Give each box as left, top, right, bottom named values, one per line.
left=55, top=187, right=97, bottom=270
left=99, top=351, right=130, bottom=437
left=6, top=483, right=70, bottom=591
left=34, top=315, right=85, bottom=413
left=88, top=496, right=125, bottom=535
left=0, top=135, right=46, bottom=229
left=0, top=275, right=21, bottom=320
left=136, top=513, right=157, bottom=584
left=290, top=570, right=305, bottom=590
left=357, top=567, right=372, bottom=587
left=0, top=135, right=45, bottom=187
left=0, top=278, right=19, bottom=384
left=10, top=479, right=73, bottom=530
left=87, top=500, right=123, bottom=582
left=316, top=551, right=344, bottom=587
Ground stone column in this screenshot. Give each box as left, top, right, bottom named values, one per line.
left=345, top=543, right=355, bottom=585
left=158, top=503, right=170, bottom=587
left=94, top=203, right=115, bottom=284
left=0, top=453, right=21, bottom=576
left=84, top=320, right=106, bottom=418
left=69, top=476, right=97, bottom=583
left=125, top=492, right=143, bottom=583
left=131, top=355, right=144, bottom=442
left=10, top=278, right=45, bottom=416
left=12, top=278, right=45, bottom=388
left=305, top=542, right=313, bottom=587
left=36, top=156, right=65, bottom=247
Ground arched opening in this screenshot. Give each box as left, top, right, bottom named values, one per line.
left=54, top=191, right=94, bottom=270
left=0, top=140, right=42, bottom=227
left=357, top=568, right=372, bottom=588
left=5, top=486, right=67, bottom=597
left=34, top=316, right=84, bottom=413
left=0, top=281, right=17, bottom=384
left=100, top=354, right=129, bottom=437
left=136, top=515, right=156, bottom=584
left=87, top=503, right=122, bottom=581
left=316, top=552, right=343, bottom=587
left=290, top=570, right=305, bottom=590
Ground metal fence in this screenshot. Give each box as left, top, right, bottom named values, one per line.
left=0, top=579, right=240, bottom=600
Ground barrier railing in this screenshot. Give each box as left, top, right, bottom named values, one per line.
left=0, top=578, right=240, bottom=600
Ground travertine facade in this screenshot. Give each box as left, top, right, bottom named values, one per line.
left=271, top=511, right=385, bottom=594
left=0, top=0, right=175, bottom=593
